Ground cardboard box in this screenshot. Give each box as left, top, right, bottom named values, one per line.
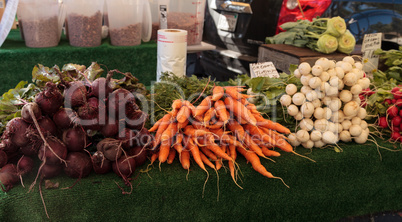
left=0, top=0, right=6, bottom=23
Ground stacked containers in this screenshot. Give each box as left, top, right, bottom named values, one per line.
left=17, top=0, right=64, bottom=48
left=64, top=0, right=105, bottom=47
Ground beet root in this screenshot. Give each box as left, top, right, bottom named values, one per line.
left=91, top=77, right=113, bottom=99
left=0, top=138, right=18, bottom=154
left=62, top=127, right=87, bottom=152
left=21, top=102, right=42, bottom=124
left=17, top=156, right=34, bottom=176
left=128, top=146, right=148, bottom=167
left=35, top=82, right=64, bottom=115
left=112, top=155, right=136, bottom=179
left=0, top=150, right=8, bottom=168
left=91, top=151, right=112, bottom=174
left=40, top=164, right=63, bottom=179
left=77, top=97, right=106, bottom=130
left=5, top=117, right=31, bottom=147
left=0, top=164, right=19, bottom=191
left=100, top=118, right=119, bottom=138
left=19, top=142, right=41, bottom=156
left=64, top=81, right=87, bottom=108
left=63, top=152, right=92, bottom=178
left=108, top=88, right=138, bottom=119
left=97, top=138, right=123, bottom=161
left=53, top=108, right=77, bottom=129
left=38, top=137, right=68, bottom=165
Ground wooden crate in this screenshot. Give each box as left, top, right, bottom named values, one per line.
left=258, top=44, right=361, bottom=72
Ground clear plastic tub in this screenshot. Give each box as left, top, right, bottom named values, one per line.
left=151, top=0, right=205, bottom=45
left=106, top=0, right=151, bottom=46
left=17, top=0, right=63, bottom=48
left=64, top=0, right=105, bottom=47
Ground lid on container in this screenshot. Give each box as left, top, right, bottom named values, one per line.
left=142, top=0, right=152, bottom=42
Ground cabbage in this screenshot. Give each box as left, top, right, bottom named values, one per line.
left=337, top=30, right=356, bottom=54
left=316, top=34, right=338, bottom=54
left=324, top=16, right=346, bottom=37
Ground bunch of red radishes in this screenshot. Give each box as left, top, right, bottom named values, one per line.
left=0, top=71, right=150, bottom=192
left=377, top=86, right=402, bottom=141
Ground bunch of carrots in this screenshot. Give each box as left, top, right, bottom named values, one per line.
left=148, top=85, right=313, bottom=189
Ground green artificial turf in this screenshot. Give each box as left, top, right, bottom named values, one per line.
left=0, top=30, right=157, bottom=95
left=0, top=139, right=401, bottom=222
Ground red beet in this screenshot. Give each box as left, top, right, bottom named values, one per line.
left=0, top=138, right=19, bottom=154
left=37, top=116, right=58, bottom=136
left=38, top=137, right=68, bottom=165
left=53, top=108, right=77, bottom=129
left=77, top=97, right=106, bottom=130
left=17, top=156, right=34, bottom=176
left=128, top=146, right=148, bottom=167
left=96, top=138, right=123, bottom=161
left=91, top=151, right=112, bottom=174
left=91, top=77, right=113, bottom=99
left=62, top=127, right=87, bottom=152
left=112, top=155, right=136, bottom=179
left=125, top=110, right=148, bottom=130
left=0, top=164, right=19, bottom=191
left=108, top=88, right=138, bottom=119
left=100, top=118, right=119, bottom=138
left=21, top=102, right=42, bottom=123
left=118, top=127, right=139, bottom=149
left=64, top=81, right=87, bottom=108
left=19, top=142, right=41, bottom=156
left=63, top=152, right=92, bottom=178
left=40, top=163, right=63, bottom=179
left=0, top=150, right=7, bottom=168
left=35, top=82, right=64, bottom=115
left=5, top=117, right=31, bottom=147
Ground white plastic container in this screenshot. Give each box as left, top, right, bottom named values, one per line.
left=17, top=0, right=64, bottom=48
left=106, top=0, right=151, bottom=46
left=64, top=0, right=105, bottom=47
left=149, top=0, right=206, bottom=45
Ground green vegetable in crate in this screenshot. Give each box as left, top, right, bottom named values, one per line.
left=337, top=30, right=356, bottom=54
left=315, top=34, right=339, bottom=54
left=324, top=16, right=346, bottom=37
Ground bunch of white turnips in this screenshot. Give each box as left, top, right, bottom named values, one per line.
left=280, top=56, right=370, bottom=148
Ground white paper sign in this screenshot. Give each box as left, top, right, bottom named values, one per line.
left=0, top=0, right=18, bottom=47
left=250, top=61, right=279, bottom=78
left=361, top=33, right=382, bottom=73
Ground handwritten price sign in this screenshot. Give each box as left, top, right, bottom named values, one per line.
left=250, top=61, right=279, bottom=78
left=361, top=33, right=382, bottom=73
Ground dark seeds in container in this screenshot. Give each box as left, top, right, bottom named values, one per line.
left=67, top=11, right=103, bottom=47
left=20, top=16, right=59, bottom=48
left=109, top=23, right=142, bottom=46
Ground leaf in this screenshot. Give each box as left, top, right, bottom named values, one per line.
left=247, top=77, right=266, bottom=92
left=84, top=62, right=104, bottom=81
left=32, top=64, right=60, bottom=86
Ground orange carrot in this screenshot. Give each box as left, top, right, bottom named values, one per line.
left=177, top=105, right=190, bottom=123
left=173, top=142, right=184, bottom=155
left=227, top=144, right=237, bottom=182
left=261, top=146, right=281, bottom=157
left=177, top=119, right=189, bottom=130
left=220, top=134, right=245, bottom=149
left=243, top=124, right=276, bottom=147
left=183, top=125, right=211, bottom=137
left=160, top=121, right=178, bottom=142
left=149, top=113, right=171, bottom=132
left=253, top=114, right=291, bottom=134
left=259, top=127, right=288, bottom=140
left=243, top=133, right=266, bottom=157
left=200, top=146, right=218, bottom=161
left=186, top=137, right=206, bottom=171
left=200, top=152, right=215, bottom=169
left=224, top=97, right=257, bottom=126
left=227, top=119, right=246, bottom=142
left=214, top=100, right=229, bottom=124
left=158, top=139, right=172, bottom=163
left=167, top=148, right=176, bottom=164
left=198, top=138, right=232, bottom=161
left=212, top=86, right=224, bottom=101
left=224, top=87, right=242, bottom=100
left=180, top=149, right=190, bottom=170
left=172, top=99, right=183, bottom=110
left=182, top=100, right=196, bottom=116
left=194, top=96, right=212, bottom=117
left=203, top=107, right=216, bottom=125
left=150, top=152, right=159, bottom=165
left=236, top=146, right=273, bottom=178
left=153, top=114, right=173, bottom=146
left=207, top=120, right=224, bottom=129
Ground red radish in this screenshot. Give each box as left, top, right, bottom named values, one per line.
left=0, top=150, right=7, bottom=168
left=63, top=152, right=92, bottom=178
left=35, top=82, right=64, bottom=115
left=38, top=137, right=68, bottom=165
left=53, top=108, right=77, bottom=129
left=391, top=131, right=401, bottom=141
left=40, top=164, right=63, bottom=179
left=91, top=151, right=112, bottom=174
left=21, top=102, right=42, bottom=123
left=387, top=106, right=399, bottom=119
left=392, top=126, right=400, bottom=133
left=392, top=99, right=396, bottom=104
left=62, top=127, right=87, bottom=152
left=384, top=99, right=392, bottom=105
left=393, top=90, right=402, bottom=100
left=392, top=116, right=402, bottom=127
left=396, top=99, right=402, bottom=107
left=112, top=155, right=136, bottom=179
left=378, top=116, right=388, bottom=129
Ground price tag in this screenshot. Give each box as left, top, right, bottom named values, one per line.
left=0, top=0, right=19, bottom=47
left=361, top=33, right=382, bottom=73
left=217, top=11, right=238, bottom=32
left=249, top=61, right=280, bottom=78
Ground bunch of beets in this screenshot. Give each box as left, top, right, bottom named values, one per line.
left=0, top=73, right=151, bottom=192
